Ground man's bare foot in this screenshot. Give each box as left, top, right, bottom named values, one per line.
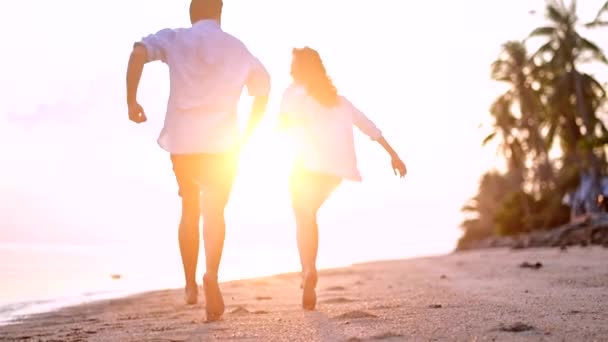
left=302, top=270, right=318, bottom=311
left=203, top=274, right=225, bottom=321
left=185, top=284, right=198, bottom=305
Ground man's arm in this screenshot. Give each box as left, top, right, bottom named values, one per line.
left=242, top=57, right=271, bottom=144
left=126, top=29, right=173, bottom=123
left=126, top=45, right=147, bottom=106
left=243, top=96, right=269, bottom=141
left=125, top=45, right=148, bottom=123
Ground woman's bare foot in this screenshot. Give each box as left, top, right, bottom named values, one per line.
left=302, top=270, right=318, bottom=311
left=203, top=274, right=225, bottom=321
left=184, top=284, right=198, bottom=305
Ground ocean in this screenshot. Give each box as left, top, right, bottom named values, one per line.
left=0, top=228, right=447, bottom=326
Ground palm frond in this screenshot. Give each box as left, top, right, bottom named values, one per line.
left=483, top=132, right=498, bottom=146
left=578, top=36, right=608, bottom=64
left=528, top=26, right=557, bottom=39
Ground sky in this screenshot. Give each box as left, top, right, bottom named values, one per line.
left=1, top=0, right=608, bottom=273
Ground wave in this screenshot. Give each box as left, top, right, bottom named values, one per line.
left=0, top=290, right=133, bottom=326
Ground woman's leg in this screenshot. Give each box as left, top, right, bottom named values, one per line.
left=290, top=170, right=341, bottom=310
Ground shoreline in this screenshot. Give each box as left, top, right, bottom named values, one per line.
left=2, top=247, right=607, bottom=341
left=0, top=290, right=139, bottom=327
left=0, top=249, right=446, bottom=328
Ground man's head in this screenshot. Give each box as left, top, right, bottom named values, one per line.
left=190, top=0, right=223, bottom=24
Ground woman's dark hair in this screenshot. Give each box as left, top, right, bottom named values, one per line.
left=291, top=47, right=339, bottom=107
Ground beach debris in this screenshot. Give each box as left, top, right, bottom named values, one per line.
left=498, top=322, right=535, bottom=332
left=519, top=262, right=543, bottom=269
left=334, top=310, right=378, bottom=320
left=428, top=304, right=443, bottom=309
left=110, top=274, right=122, bottom=280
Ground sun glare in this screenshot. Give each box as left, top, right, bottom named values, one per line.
left=236, top=124, right=294, bottom=190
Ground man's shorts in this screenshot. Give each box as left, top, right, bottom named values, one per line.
left=170, top=151, right=239, bottom=205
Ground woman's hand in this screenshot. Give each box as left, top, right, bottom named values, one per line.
left=391, top=157, right=407, bottom=177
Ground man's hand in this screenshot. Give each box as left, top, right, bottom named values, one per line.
left=128, top=102, right=147, bottom=124
left=391, top=157, right=407, bottom=177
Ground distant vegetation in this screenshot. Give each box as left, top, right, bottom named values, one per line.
left=458, top=0, right=608, bottom=249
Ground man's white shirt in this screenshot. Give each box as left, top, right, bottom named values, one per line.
left=137, top=20, right=270, bottom=154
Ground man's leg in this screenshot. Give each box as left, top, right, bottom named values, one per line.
left=171, top=155, right=202, bottom=304
left=199, top=152, right=237, bottom=321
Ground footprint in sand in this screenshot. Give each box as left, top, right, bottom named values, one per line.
left=370, top=331, right=404, bottom=340
left=497, top=322, right=535, bottom=333
left=151, top=326, right=175, bottom=332
left=230, top=306, right=269, bottom=315
left=231, top=306, right=251, bottom=315
left=334, top=310, right=378, bottom=320
left=519, top=261, right=543, bottom=270
left=325, top=286, right=346, bottom=291
left=372, top=304, right=401, bottom=310
left=320, top=297, right=355, bottom=304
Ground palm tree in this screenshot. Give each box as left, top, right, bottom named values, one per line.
left=528, top=0, right=608, bottom=213
left=485, top=41, right=554, bottom=192
left=459, top=171, right=519, bottom=248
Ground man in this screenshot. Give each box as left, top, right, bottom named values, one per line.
left=125, top=0, right=270, bottom=321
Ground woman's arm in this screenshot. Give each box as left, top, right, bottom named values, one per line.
left=376, top=136, right=407, bottom=177
left=349, top=100, right=406, bottom=177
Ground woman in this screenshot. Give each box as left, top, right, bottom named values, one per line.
left=279, top=47, right=407, bottom=310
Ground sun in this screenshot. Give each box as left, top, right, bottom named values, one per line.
left=235, top=122, right=295, bottom=192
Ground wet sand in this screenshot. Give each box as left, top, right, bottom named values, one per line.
left=1, top=247, right=607, bottom=341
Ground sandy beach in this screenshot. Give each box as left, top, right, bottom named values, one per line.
left=1, top=247, right=607, bottom=341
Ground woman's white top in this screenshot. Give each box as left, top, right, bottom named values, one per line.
left=279, top=84, right=383, bottom=181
